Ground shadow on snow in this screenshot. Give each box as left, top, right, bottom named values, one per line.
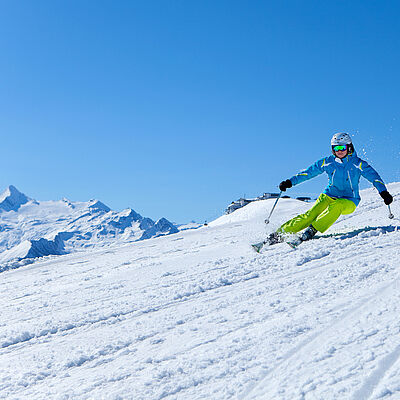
left=318, top=225, right=399, bottom=241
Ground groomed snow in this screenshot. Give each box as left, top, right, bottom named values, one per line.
left=0, top=184, right=399, bottom=399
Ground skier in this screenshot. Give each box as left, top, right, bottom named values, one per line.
left=266, top=133, right=393, bottom=246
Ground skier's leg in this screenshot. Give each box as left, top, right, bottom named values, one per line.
left=312, top=199, right=356, bottom=233
left=278, top=194, right=334, bottom=234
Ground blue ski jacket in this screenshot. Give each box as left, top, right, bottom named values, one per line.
left=289, top=151, right=387, bottom=206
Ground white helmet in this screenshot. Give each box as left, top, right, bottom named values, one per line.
left=331, top=132, right=354, bottom=155
left=331, top=132, right=352, bottom=146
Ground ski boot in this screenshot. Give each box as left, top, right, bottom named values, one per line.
left=300, top=225, right=318, bottom=242
left=251, top=232, right=283, bottom=253
left=266, top=231, right=283, bottom=245
left=286, top=225, right=318, bottom=249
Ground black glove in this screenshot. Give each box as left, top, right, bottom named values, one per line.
left=279, top=179, right=292, bottom=192
left=380, top=190, right=393, bottom=205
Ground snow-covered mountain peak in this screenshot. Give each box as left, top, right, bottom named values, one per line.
left=119, top=208, right=141, bottom=218
left=61, top=197, right=75, bottom=208
left=0, top=185, right=31, bottom=212
left=0, top=187, right=184, bottom=267
left=87, top=199, right=111, bottom=213
left=155, top=217, right=178, bottom=232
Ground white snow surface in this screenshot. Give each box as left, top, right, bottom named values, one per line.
left=1, top=183, right=400, bottom=400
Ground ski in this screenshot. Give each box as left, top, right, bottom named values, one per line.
left=251, top=235, right=282, bottom=252
left=251, top=241, right=266, bottom=253
left=286, top=237, right=302, bottom=249
left=252, top=233, right=301, bottom=252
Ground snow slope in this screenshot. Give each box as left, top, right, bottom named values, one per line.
left=0, top=184, right=399, bottom=399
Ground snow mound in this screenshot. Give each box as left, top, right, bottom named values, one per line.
left=210, top=197, right=309, bottom=227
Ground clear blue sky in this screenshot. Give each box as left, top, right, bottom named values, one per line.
left=1, top=1, right=399, bottom=223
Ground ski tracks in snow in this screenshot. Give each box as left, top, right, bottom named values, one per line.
left=352, top=344, right=400, bottom=400
left=1, top=191, right=400, bottom=399
left=240, top=225, right=400, bottom=400
left=241, top=276, right=400, bottom=400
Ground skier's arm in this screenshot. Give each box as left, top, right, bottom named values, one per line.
left=356, top=160, right=393, bottom=204
left=358, top=161, right=387, bottom=193
left=289, top=159, right=325, bottom=187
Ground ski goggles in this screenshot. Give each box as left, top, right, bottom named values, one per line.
left=332, top=145, right=348, bottom=152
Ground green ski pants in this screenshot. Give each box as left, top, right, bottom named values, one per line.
left=278, top=193, right=356, bottom=234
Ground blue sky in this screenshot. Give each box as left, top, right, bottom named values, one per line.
left=0, top=1, right=399, bottom=223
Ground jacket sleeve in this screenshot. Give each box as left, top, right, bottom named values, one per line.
left=357, top=160, right=387, bottom=193
left=290, top=158, right=325, bottom=186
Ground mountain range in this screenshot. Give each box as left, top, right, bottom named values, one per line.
left=0, top=185, right=187, bottom=268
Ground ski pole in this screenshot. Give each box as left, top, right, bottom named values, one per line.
left=265, top=191, right=282, bottom=224
left=388, top=205, right=394, bottom=219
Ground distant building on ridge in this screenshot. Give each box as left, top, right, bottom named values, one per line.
left=225, top=192, right=313, bottom=214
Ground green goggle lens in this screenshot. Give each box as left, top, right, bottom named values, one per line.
left=333, top=145, right=348, bottom=152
